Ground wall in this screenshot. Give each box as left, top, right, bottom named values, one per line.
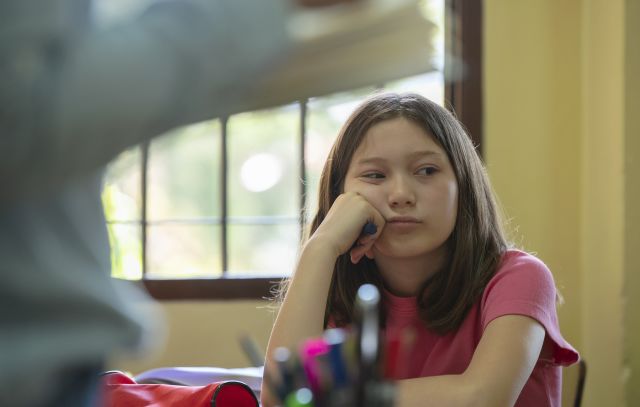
left=486, top=0, right=638, bottom=405
left=110, top=301, right=276, bottom=373
left=484, top=0, right=583, bottom=354
left=581, top=0, right=626, bottom=405
left=624, top=0, right=640, bottom=403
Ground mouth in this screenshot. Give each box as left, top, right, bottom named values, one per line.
left=386, top=216, right=422, bottom=224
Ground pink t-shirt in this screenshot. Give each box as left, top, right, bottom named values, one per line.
left=382, top=249, right=579, bottom=407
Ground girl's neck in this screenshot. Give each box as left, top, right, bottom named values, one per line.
left=374, top=249, right=446, bottom=297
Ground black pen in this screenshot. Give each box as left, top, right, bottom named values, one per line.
left=273, top=346, right=295, bottom=401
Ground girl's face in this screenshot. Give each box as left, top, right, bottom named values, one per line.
left=343, top=117, right=458, bottom=263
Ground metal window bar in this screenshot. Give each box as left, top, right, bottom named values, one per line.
left=220, top=116, right=229, bottom=277
left=141, top=140, right=150, bottom=278
left=299, top=99, right=308, bottom=242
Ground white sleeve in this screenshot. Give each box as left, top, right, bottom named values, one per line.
left=0, top=0, right=292, bottom=198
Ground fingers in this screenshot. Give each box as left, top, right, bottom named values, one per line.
left=349, top=236, right=376, bottom=264
left=314, top=192, right=385, bottom=258
left=349, top=200, right=385, bottom=263
left=349, top=223, right=381, bottom=264
left=350, top=245, right=365, bottom=264
left=364, top=248, right=374, bottom=259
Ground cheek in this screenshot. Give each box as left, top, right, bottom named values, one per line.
left=428, top=183, right=458, bottom=225
left=358, top=190, right=387, bottom=214
left=446, top=184, right=458, bottom=219
left=343, top=182, right=386, bottom=211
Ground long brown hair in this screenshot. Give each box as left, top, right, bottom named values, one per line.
left=280, top=92, right=509, bottom=334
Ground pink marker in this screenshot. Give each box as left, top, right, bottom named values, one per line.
left=300, top=338, right=330, bottom=398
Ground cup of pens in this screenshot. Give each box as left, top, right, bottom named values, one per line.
left=265, top=284, right=396, bottom=407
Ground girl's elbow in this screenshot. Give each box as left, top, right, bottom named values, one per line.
left=459, top=374, right=515, bottom=407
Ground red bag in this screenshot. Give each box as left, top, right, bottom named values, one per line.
left=101, top=371, right=259, bottom=407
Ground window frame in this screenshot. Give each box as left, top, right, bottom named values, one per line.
left=128, top=0, right=483, bottom=301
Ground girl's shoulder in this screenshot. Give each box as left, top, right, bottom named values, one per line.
left=482, top=249, right=580, bottom=367
left=482, top=249, right=557, bottom=309
left=494, top=249, right=553, bottom=281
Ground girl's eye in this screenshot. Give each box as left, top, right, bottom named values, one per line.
left=362, top=172, right=385, bottom=179
left=417, top=166, right=438, bottom=176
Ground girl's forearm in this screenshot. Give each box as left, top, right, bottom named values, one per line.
left=395, top=375, right=481, bottom=407
left=261, top=238, right=338, bottom=406
left=268, top=239, right=337, bottom=348
left=264, top=236, right=338, bottom=363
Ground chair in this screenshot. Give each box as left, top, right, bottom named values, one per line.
left=562, top=359, right=587, bottom=407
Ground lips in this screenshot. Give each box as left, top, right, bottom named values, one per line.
left=387, top=216, right=422, bottom=224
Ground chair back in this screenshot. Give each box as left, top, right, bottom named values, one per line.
left=562, top=359, right=586, bottom=407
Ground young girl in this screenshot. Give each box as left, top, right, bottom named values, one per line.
left=263, top=92, right=579, bottom=406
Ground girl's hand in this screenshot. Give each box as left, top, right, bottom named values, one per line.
left=311, top=192, right=385, bottom=264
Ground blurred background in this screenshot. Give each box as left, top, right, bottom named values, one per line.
left=100, top=1, right=639, bottom=406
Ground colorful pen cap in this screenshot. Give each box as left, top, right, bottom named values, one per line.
left=323, top=328, right=350, bottom=389
left=284, top=387, right=314, bottom=407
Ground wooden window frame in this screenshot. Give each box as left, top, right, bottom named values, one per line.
left=136, top=0, right=483, bottom=301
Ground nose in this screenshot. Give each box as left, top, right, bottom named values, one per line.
left=388, top=175, right=416, bottom=208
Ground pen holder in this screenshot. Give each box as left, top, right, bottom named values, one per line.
left=267, top=284, right=396, bottom=407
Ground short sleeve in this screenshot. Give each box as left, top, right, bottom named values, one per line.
left=480, top=250, right=579, bottom=366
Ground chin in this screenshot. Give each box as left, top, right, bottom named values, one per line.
left=375, top=241, right=440, bottom=259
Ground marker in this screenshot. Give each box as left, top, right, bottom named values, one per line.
left=364, top=380, right=396, bottom=407
left=273, top=346, right=294, bottom=400
left=362, top=221, right=377, bottom=235
left=262, top=367, right=286, bottom=405
left=323, top=328, right=355, bottom=406
left=354, top=284, right=381, bottom=406
left=300, top=338, right=330, bottom=399
left=357, top=284, right=381, bottom=372
left=238, top=334, right=264, bottom=367
left=284, top=387, right=314, bottom=407
left=313, top=351, right=333, bottom=403
left=323, top=328, right=350, bottom=389
left=383, top=335, right=401, bottom=380
left=397, top=325, right=417, bottom=379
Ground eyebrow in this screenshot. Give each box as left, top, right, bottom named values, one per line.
left=354, top=150, right=443, bottom=165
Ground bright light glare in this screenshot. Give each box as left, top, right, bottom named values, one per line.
left=255, top=240, right=297, bottom=275
left=240, top=153, right=283, bottom=192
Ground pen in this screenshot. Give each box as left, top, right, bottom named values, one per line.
left=273, top=346, right=295, bottom=400
left=362, top=221, right=377, bottom=236
left=323, top=328, right=350, bottom=389
left=323, top=328, right=355, bottom=407
left=238, top=333, right=265, bottom=367
left=263, top=367, right=286, bottom=405
left=354, top=283, right=381, bottom=406
left=383, top=334, right=401, bottom=380
left=397, top=324, right=417, bottom=379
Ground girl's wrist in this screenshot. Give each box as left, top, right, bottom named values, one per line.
left=304, top=233, right=342, bottom=261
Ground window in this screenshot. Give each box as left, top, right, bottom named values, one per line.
left=102, top=0, right=482, bottom=299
